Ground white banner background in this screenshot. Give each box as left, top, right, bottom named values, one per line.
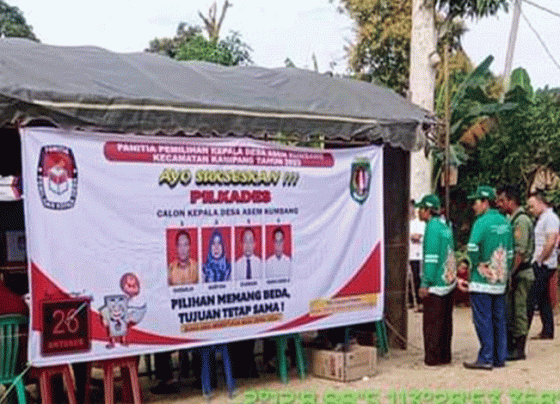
left=21, top=127, right=384, bottom=366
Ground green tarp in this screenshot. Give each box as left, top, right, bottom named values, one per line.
left=0, top=38, right=433, bottom=150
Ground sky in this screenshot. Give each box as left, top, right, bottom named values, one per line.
left=12, top=0, right=560, bottom=90
left=462, top=0, right=560, bottom=90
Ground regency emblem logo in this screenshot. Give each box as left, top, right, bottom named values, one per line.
left=350, top=158, right=371, bottom=205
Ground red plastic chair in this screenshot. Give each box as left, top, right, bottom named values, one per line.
left=84, top=356, right=142, bottom=404
left=29, top=365, right=77, bottom=404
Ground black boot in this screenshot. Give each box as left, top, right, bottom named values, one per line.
left=507, top=332, right=515, bottom=356
left=507, top=335, right=527, bottom=361
left=506, top=334, right=516, bottom=359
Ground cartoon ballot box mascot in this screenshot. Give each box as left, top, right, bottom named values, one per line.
left=99, top=273, right=146, bottom=348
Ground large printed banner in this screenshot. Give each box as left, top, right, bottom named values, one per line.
left=21, top=127, right=384, bottom=366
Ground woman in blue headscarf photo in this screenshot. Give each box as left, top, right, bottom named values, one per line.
left=203, top=229, right=231, bottom=282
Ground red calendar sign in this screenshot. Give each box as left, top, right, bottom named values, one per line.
left=41, top=298, right=91, bottom=355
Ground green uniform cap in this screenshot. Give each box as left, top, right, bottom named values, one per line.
left=415, top=194, right=441, bottom=209
left=468, top=185, right=496, bottom=201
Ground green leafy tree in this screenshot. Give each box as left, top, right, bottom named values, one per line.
left=446, top=69, right=560, bottom=246
left=435, top=0, right=509, bottom=19
left=454, top=97, right=538, bottom=202
left=0, top=0, right=38, bottom=41
left=219, top=31, right=252, bottom=65
left=145, top=23, right=201, bottom=58
left=451, top=66, right=539, bottom=192
left=335, top=0, right=509, bottom=94
left=336, top=0, right=411, bottom=94
left=145, top=1, right=252, bottom=66
left=334, top=0, right=467, bottom=94
left=175, top=31, right=252, bottom=66
left=431, top=56, right=517, bottom=188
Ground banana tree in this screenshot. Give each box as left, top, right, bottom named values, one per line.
left=431, top=55, right=518, bottom=189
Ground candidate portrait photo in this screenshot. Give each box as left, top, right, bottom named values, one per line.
left=166, top=227, right=199, bottom=286
left=201, top=226, right=232, bottom=283
left=264, top=224, right=292, bottom=279
left=234, top=225, right=263, bottom=281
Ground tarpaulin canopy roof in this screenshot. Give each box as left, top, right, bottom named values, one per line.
left=0, top=38, right=433, bottom=150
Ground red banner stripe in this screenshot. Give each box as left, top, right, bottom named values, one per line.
left=334, top=242, right=381, bottom=297
left=263, top=241, right=381, bottom=333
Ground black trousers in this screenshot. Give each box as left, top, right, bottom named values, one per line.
left=423, top=292, right=453, bottom=365
left=229, top=339, right=258, bottom=378
left=154, top=350, right=191, bottom=382
left=527, top=263, right=556, bottom=338
left=154, top=352, right=174, bottom=382
left=410, top=260, right=421, bottom=303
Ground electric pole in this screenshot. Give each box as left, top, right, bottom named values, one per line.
left=503, top=0, right=522, bottom=93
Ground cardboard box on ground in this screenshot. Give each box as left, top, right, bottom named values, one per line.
left=308, top=344, right=377, bottom=382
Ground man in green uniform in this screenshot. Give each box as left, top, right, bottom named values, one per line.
left=416, top=194, right=456, bottom=366
left=496, top=185, right=534, bottom=361
left=460, top=186, right=513, bottom=370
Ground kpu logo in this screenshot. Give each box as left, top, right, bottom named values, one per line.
left=350, top=158, right=371, bottom=205
left=37, top=145, right=78, bottom=210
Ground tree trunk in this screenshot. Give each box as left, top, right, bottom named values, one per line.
left=409, top=0, right=437, bottom=201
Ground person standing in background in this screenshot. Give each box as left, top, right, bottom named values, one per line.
left=496, top=185, right=535, bottom=360
left=526, top=191, right=559, bottom=340
left=416, top=194, right=456, bottom=366
left=409, top=199, right=426, bottom=310
left=461, top=185, right=513, bottom=370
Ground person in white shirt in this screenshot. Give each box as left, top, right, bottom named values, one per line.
left=234, top=227, right=262, bottom=280
left=527, top=191, right=559, bottom=339
left=266, top=227, right=291, bottom=279
left=409, top=199, right=425, bottom=307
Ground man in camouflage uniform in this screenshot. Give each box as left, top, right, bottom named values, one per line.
left=496, top=185, right=534, bottom=361
left=460, top=186, right=513, bottom=370
left=416, top=194, right=456, bottom=366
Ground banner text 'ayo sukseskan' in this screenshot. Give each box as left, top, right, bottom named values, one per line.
left=21, top=127, right=383, bottom=366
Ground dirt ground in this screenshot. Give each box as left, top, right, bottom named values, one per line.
left=10, top=306, right=559, bottom=403
left=128, top=306, right=560, bottom=404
